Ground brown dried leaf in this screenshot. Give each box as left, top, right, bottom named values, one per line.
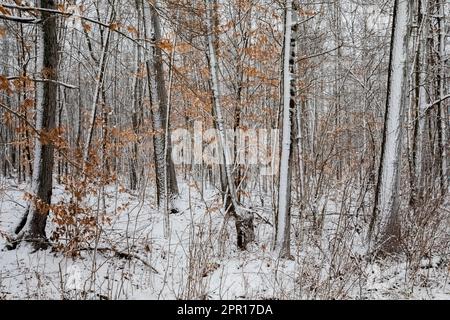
left=109, top=22, right=120, bottom=31
left=0, top=27, right=6, bottom=38
left=0, top=5, right=11, bottom=15
left=127, top=25, right=138, bottom=35
left=157, top=38, right=173, bottom=51
left=82, top=22, right=92, bottom=33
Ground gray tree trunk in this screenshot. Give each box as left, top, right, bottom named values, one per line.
left=369, top=0, right=411, bottom=254
left=142, top=0, right=178, bottom=214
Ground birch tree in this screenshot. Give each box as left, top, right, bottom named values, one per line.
left=274, top=0, right=297, bottom=259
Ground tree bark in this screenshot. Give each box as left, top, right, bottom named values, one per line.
left=83, top=10, right=114, bottom=166
left=142, top=0, right=179, bottom=216
left=369, top=0, right=411, bottom=254
left=205, top=0, right=254, bottom=250
left=274, top=0, right=297, bottom=259
left=411, top=0, right=429, bottom=204
left=13, top=0, right=59, bottom=250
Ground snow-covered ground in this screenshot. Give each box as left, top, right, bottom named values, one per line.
left=0, top=178, right=449, bottom=300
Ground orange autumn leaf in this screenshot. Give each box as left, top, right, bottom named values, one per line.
left=127, top=25, right=138, bottom=35
left=0, top=5, right=11, bottom=15
left=22, top=98, right=34, bottom=110
left=0, top=75, right=11, bottom=91
left=158, top=39, right=173, bottom=51
left=298, top=8, right=316, bottom=17
left=109, top=22, right=120, bottom=31
left=56, top=4, right=66, bottom=12
left=82, top=22, right=92, bottom=33
left=0, top=27, right=6, bottom=38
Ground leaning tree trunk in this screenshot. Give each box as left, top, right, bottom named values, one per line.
left=274, top=0, right=297, bottom=260
left=205, top=0, right=254, bottom=250
left=13, top=0, right=59, bottom=250
left=369, top=0, right=411, bottom=254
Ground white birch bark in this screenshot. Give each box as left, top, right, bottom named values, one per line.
left=28, top=7, right=45, bottom=213
left=274, top=0, right=297, bottom=258
left=205, top=0, right=238, bottom=207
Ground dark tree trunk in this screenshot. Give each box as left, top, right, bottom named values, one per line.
left=13, top=0, right=59, bottom=250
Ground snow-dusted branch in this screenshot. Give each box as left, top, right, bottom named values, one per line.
left=1, top=3, right=147, bottom=49
left=6, top=76, right=78, bottom=89
left=424, top=93, right=450, bottom=113
left=0, top=14, right=40, bottom=24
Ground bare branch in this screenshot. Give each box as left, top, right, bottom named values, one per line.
left=297, top=45, right=343, bottom=62
left=0, top=14, right=40, bottom=23
left=6, top=76, right=78, bottom=89
left=1, top=3, right=151, bottom=49
left=0, top=101, right=39, bottom=135
left=424, top=93, right=450, bottom=113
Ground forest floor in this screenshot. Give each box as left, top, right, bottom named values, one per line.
left=0, top=178, right=449, bottom=300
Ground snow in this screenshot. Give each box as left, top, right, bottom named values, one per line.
left=0, top=178, right=448, bottom=300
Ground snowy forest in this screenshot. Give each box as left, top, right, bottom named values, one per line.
left=0, top=0, right=449, bottom=300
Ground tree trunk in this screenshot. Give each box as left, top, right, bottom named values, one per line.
left=14, top=0, right=59, bottom=250
left=83, top=10, right=114, bottom=166
left=150, top=0, right=179, bottom=198
left=437, top=0, right=448, bottom=195
left=142, top=0, right=179, bottom=217
left=206, top=0, right=254, bottom=250
left=274, top=0, right=297, bottom=259
left=411, top=0, right=429, bottom=204
left=369, top=0, right=411, bottom=254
